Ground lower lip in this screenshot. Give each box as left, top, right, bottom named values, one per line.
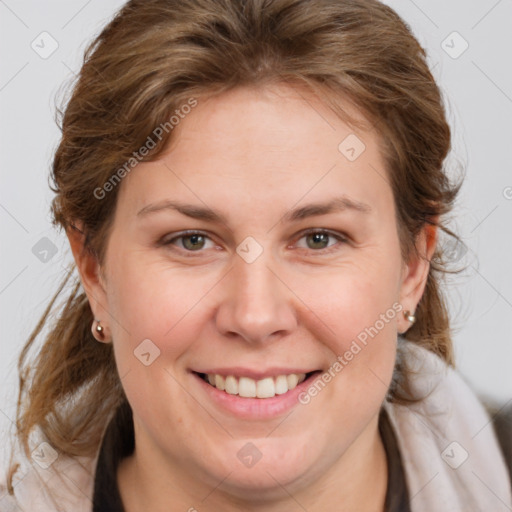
left=191, top=371, right=321, bottom=420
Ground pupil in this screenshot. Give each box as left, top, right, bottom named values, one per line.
left=308, top=233, right=328, bottom=249
left=184, top=234, right=204, bottom=250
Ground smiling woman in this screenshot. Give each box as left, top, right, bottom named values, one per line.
left=2, top=0, right=512, bottom=511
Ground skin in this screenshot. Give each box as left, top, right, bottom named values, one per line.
left=68, top=83, right=437, bottom=511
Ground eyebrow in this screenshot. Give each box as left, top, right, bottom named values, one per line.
left=136, top=196, right=372, bottom=224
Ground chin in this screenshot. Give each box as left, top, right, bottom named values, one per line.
left=201, top=437, right=319, bottom=500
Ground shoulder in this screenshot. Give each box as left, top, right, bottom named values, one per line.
left=1, top=405, right=129, bottom=512
left=0, top=450, right=97, bottom=512
left=384, top=340, right=512, bottom=510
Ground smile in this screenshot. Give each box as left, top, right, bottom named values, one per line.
left=198, top=372, right=317, bottom=398
left=191, top=370, right=322, bottom=419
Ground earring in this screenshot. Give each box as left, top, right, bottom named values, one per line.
left=403, top=310, right=416, bottom=325
left=92, top=319, right=108, bottom=342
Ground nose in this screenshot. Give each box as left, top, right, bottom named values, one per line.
left=215, top=253, right=298, bottom=345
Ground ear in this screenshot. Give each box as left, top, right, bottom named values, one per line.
left=66, top=221, right=111, bottom=338
left=397, top=219, right=438, bottom=333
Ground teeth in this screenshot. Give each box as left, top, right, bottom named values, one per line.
left=215, top=374, right=225, bottom=391
left=239, top=377, right=256, bottom=397
left=225, top=375, right=238, bottom=395
left=256, top=377, right=274, bottom=398
left=203, top=372, right=308, bottom=398
left=287, top=374, right=299, bottom=389
left=275, top=375, right=289, bottom=395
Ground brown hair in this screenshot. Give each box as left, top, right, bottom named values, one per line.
left=7, top=0, right=462, bottom=491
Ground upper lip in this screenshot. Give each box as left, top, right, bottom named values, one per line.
left=191, top=367, right=320, bottom=380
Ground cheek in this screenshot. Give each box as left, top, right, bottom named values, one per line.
left=289, top=249, right=402, bottom=402
left=105, top=260, right=218, bottom=428
left=290, top=254, right=403, bottom=349
left=295, top=267, right=399, bottom=424
left=105, top=254, right=220, bottom=366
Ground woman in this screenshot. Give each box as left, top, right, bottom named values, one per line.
left=2, top=0, right=511, bottom=511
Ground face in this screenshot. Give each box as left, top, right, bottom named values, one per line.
left=74, top=84, right=431, bottom=503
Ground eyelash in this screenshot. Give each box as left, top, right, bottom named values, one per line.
left=160, top=228, right=349, bottom=256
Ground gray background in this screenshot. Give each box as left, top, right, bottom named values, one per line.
left=1, top=0, right=511, bottom=468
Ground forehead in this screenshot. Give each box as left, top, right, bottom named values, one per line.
left=116, top=84, right=393, bottom=222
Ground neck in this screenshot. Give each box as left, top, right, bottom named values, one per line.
left=118, top=414, right=388, bottom=512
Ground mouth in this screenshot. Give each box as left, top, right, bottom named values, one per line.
left=193, top=370, right=321, bottom=399
left=191, top=369, right=323, bottom=419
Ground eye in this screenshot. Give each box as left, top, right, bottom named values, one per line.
left=162, top=231, right=216, bottom=252
left=294, top=229, right=348, bottom=253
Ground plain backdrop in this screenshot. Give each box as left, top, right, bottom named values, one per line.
left=1, top=0, right=511, bottom=468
